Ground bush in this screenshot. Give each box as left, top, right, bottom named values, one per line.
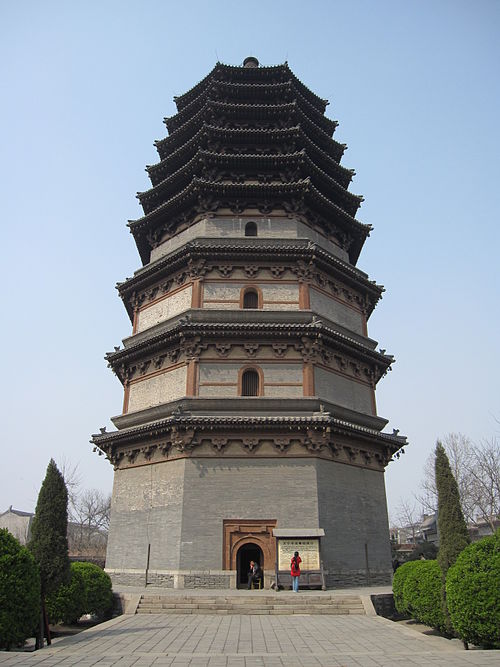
left=72, top=562, right=113, bottom=619
left=446, top=532, right=500, bottom=647
left=392, top=560, right=420, bottom=614
left=46, top=563, right=85, bottom=625
left=402, top=560, right=446, bottom=631
left=0, top=529, right=40, bottom=650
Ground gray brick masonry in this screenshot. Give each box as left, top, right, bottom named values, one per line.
left=106, top=457, right=392, bottom=587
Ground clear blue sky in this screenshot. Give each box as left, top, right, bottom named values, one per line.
left=1, top=1, right=499, bottom=518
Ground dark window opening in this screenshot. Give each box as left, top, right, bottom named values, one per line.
left=243, top=289, right=258, bottom=309
left=245, top=221, right=257, bottom=237
left=242, top=369, right=259, bottom=396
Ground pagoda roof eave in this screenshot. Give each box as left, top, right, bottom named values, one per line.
left=91, top=413, right=406, bottom=454
left=174, top=62, right=328, bottom=114
left=166, top=83, right=337, bottom=135
left=138, top=149, right=362, bottom=217
left=147, top=124, right=354, bottom=189
left=130, top=177, right=370, bottom=265
left=155, top=106, right=345, bottom=163
left=173, top=63, right=219, bottom=110
left=106, top=316, right=393, bottom=376
left=130, top=178, right=369, bottom=240
left=160, top=99, right=338, bottom=150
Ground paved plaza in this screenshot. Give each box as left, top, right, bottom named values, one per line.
left=0, top=611, right=498, bottom=667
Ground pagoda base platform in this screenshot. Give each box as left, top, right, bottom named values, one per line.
left=105, top=456, right=393, bottom=590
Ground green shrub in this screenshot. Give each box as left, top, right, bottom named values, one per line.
left=392, top=560, right=420, bottom=614
left=46, top=563, right=85, bottom=625
left=402, top=560, right=446, bottom=631
left=0, top=529, right=40, bottom=650
left=446, top=532, right=500, bottom=647
left=72, top=562, right=113, bottom=619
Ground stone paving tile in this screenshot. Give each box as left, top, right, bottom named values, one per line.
left=0, top=614, right=499, bottom=666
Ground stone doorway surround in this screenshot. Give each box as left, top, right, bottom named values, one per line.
left=222, top=519, right=277, bottom=578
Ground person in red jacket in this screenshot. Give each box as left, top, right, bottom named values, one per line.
left=290, top=551, right=302, bottom=592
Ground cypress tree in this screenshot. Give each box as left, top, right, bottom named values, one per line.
left=435, top=442, right=470, bottom=573
left=29, top=459, right=71, bottom=647
left=435, top=441, right=470, bottom=634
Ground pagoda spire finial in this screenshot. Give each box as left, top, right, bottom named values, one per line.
left=242, top=56, right=259, bottom=68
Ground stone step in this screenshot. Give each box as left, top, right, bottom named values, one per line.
left=135, top=593, right=365, bottom=615
left=136, top=607, right=364, bottom=615
left=137, top=602, right=364, bottom=610
left=137, top=596, right=359, bottom=605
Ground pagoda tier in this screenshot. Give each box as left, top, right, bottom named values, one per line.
left=146, top=125, right=354, bottom=188
left=105, top=314, right=392, bottom=384
left=116, top=237, right=382, bottom=321
left=166, top=82, right=336, bottom=135
left=93, top=59, right=406, bottom=590
left=131, top=64, right=364, bottom=266
left=173, top=63, right=328, bottom=112
left=156, top=101, right=345, bottom=159
left=139, top=150, right=362, bottom=217
left=131, top=178, right=370, bottom=265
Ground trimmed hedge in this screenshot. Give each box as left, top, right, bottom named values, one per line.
left=402, top=560, right=446, bottom=631
left=446, top=532, right=500, bottom=647
left=393, top=559, right=446, bottom=631
left=72, top=562, right=113, bottom=619
left=46, top=563, right=86, bottom=625
left=392, top=560, right=420, bottom=614
left=0, top=529, right=40, bottom=650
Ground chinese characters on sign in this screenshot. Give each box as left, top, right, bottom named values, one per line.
left=278, top=538, right=320, bottom=570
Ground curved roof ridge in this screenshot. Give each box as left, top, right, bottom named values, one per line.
left=307, top=183, right=369, bottom=232
left=147, top=124, right=208, bottom=179
left=173, top=63, right=221, bottom=110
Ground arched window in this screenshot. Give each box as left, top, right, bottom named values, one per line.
left=241, top=369, right=260, bottom=396
left=243, top=289, right=259, bottom=309
left=245, top=221, right=257, bottom=237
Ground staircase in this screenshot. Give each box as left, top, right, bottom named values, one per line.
left=136, top=593, right=365, bottom=615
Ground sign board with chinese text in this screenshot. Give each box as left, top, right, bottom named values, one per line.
left=272, top=528, right=326, bottom=590
left=278, top=538, right=320, bottom=570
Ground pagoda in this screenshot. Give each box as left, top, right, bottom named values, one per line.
left=92, top=57, right=406, bottom=589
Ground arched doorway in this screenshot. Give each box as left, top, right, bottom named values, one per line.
left=236, top=542, right=264, bottom=588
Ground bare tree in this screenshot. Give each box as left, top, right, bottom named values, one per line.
left=468, top=438, right=500, bottom=530
left=55, top=458, right=112, bottom=560
left=68, top=489, right=111, bottom=559
left=416, top=433, right=500, bottom=528
left=393, top=499, right=421, bottom=544
left=57, top=456, right=82, bottom=514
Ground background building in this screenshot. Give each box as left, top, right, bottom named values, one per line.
left=0, top=507, right=33, bottom=545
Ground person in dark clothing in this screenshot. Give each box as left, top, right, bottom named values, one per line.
left=247, top=560, right=262, bottom=589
